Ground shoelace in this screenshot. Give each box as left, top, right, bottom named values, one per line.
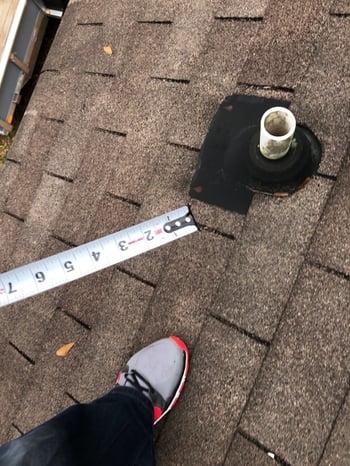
left=124, top=369, right=157, bottom=398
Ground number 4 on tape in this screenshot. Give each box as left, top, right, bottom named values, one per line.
left=0, top=206, right=197, bottom=308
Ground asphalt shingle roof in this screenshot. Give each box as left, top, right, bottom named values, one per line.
left=0, top=0, right=349, bottom=464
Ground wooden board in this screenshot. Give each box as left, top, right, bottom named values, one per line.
left=0, top=0, right=22, bottom=59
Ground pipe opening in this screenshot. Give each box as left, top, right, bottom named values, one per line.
left=259, top=107, right=296, bottom=159
left=264, top=109, right=294, bottom=137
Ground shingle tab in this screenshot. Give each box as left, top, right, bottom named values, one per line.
left=240, top=264, right=350, bottom=465
left=224, top=433, right=276, bottom=466
left=330, top=0, right=350, bottom=14
left=190, top=199, right=245, bottom=238
left=46, top=24, right=126, bottom=75
left=5, top=110, right=40, bottom=163
left=85, top=193, right=140, bottom=242
left=320, top=391, right=350, bottom=466
left=5, top=119, right=62, bottom=219
left=193, top=20, right=261, bottom=94
left=11, top=310, right=88, bottom=432
left=115, top=144, right=196, bottom=283
left=150, top=2, right=215, bottom=80
left=134, top=0, right=177, bottom=22
left=134, top=230, right=234, bottom=349
left=59, top=270, right=155, bottom=401
left=308, top=150, right=350, bottom=275
left=53, top=131, right=126, bottom=245
left=26, top=174, right=71, bottom=229
left=57, top=265, right=154, bottom=339
left=122, top=22, right=173, bottom=80
left=0, top=213, right=24, bottom=273
left=30, top=71, right=83, bottom=121
left=5, top=167, right=44, bottom=221
left=291, top=18, right=350, bottom=176
left=239, top=0, right=332, bottom=88
left=0, top=291, right=59, bottom=361
left=46, top=120, right=92, bottom=180
left=106, top=136, right=162, bottom=205
left=214, top=0, right=269, bottom=17
left=156, top=317, right=266, bottom=465
left=0, top=162, right=20, bottom=212
left=0, top=336, right=33, bottom=443
left=212, top=178, right=332, bottom=341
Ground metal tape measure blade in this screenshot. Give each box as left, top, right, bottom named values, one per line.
left=0, top=206, right=197, bottom=307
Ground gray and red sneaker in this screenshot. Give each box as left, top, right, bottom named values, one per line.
left=116, top=336, right=189, bottom=424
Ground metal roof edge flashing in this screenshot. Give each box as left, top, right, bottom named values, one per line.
left=33, top=0, right=64, bottom=18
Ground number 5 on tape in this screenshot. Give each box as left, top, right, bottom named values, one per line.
left=0, top=206, right=197, bottom=308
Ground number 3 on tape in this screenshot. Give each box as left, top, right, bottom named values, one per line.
left=0, top=206, right=197, bottom=308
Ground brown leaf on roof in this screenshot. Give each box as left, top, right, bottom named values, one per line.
left=103, top=46, right=113, bottom=55
left=56, top=342, right=75, bottom=357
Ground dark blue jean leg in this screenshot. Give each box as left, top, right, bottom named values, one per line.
left=0, top=387, right=155, bottom=466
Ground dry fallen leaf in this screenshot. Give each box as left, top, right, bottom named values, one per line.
left=56, top=342, right=75, bottom=357
left=103, top=46, right=113, bottom=55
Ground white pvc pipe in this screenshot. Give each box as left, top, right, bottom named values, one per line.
left=259, top=107, right=296, bottom=160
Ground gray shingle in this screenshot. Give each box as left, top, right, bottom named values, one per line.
left=190, top=199, right=245, bottom=238
left=5, top=110, right=40, bottom=163
left=194, top=20, right=261, bottom=94
left=156, top=317, right=266, bottom=465
left=137, top=143, right=196, bottom=218
left=26, top=174, right=71, bottom=230
left=45, top=23, right=128, bottom=75
left=319, top=390, right=350, bottom=466
left=0, top=0, right=349, bottom=461
left=53, top=131, right=126, bottom=245
left=212, top=178, right=332, bottom=341
left=239, top=0, right=332, bottom=88
left=0, top=161, right=20, bottom=212
left=85, top=193, right=140, bottom=242
left=121, top=22, right=172, bottom=81
left=117, top=144, right=198, bottom=284
left=106, top=136, right=161, bottom=205
left=0, top=213, right=24, bottom=273
left=58, top=270, right=155, bottom=401
left=224, top=433, right=276, bottom=465
left=240, top=264, right=350, bottom=465
left=0, top=336, right=33, bottom=443
left=308, top=150, right=350, bottom=275
left=11, top=310, right=88, bottom=433
left=45, top=120, right=92, bottom=180
left=291, top=18, right=350, bottom=176
left=0, top=290, right=59, bottom=361
left=214, top=0, right=269, bottom=17
left=134, top=230, right=234, bottom=348
left=5, top=166, right=44, bottom=221
left=29, top=71, right=82, bottom=121
left=134, top=0, right=177, bottom=21
left=330, top=0, right=350, bottom=14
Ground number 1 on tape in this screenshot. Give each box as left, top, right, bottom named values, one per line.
left=0, top=206, right=197, bottom=308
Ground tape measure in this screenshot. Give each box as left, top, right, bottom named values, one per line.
left=0, top=206, right=197, bottom=308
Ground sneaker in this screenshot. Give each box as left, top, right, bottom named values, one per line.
left=116, top=336, right=189, bottom=424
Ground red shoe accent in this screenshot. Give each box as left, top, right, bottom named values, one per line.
left=169, top=335, right=188, bottom=352
left=169, top=335, right=190, bottom=378
left=152, top=335, right=190, bottom=424
left=154, top=406, right=163, bottom=421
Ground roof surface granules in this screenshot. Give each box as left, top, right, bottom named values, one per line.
left=0, top=0, right=349, bottom=464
